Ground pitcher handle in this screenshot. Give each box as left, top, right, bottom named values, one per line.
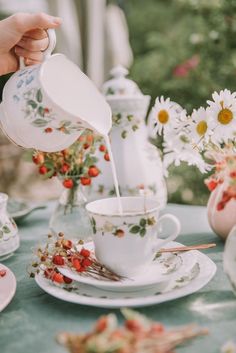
left=19, top=28, right=56, bottom=70
left=153, top=213, right=181, bottom=253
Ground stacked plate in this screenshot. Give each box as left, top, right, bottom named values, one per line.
left=35, top=241, right=216, bottom=308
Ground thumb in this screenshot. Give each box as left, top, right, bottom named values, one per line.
left=9, top=12, right=62, bottom=33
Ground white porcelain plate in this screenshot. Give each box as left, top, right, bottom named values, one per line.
left=35, top=250, right=216, bottom=308
left=0, top=263, right=17, bottom=312
left=59, top=241, right=197, bottom=292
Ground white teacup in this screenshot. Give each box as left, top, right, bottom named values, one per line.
left=86, top=196, right=181, bottom=277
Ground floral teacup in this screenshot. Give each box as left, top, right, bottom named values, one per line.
left=86, top=196, right=181, bottom=277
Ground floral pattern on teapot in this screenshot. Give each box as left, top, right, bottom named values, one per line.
left=112, top=113, right=141, bottom=139
left=90, top=216, right=157, bottom=238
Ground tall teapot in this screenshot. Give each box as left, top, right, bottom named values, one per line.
left=85, top=66, right=167, bottom=208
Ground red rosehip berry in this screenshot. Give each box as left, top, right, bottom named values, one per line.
left=72, top=258, right=81, bottom=271
left=206, top=180, right=218, bottom=192
left=88, top=166, right=100, bottom=178
left=44, top=268, right=53, bottom=279
left=104, top=153, right=110, bottom=162
left=125, top=319, right=143, bottom=333
left=114, top=229, right=125, bottom=238
left=83, top=143, right=90, bottom=150
left=0, top=269, right=6, bottom=277
left=80, top=177, right=91, bottom=186
left=86, top=135, right=94, bottom=144
left=32, top=152, right=45, bottom=165
left=95, top=317, right=108, bottom=333
left=44, top=127, right=53, bottom=133
left=63, top=276, right=73, bottom=284
left=39, top=165, right=48, bottom=175
left=230, top=171, right=236, bottom=178
left=149, top=323, right=165, bottom=334
left=52, top=272, right=64, bottom=284
left=60, top=163, right=70, bottom=174
left=44, top=108, right=50, bottom=114
left=77, top=266, right=86, bottom=272
left=62, top=239, right=73, bottom=250
left=52, top=255, right=65, bottom=266
left=80, top=248, right=90, bottom=258
left=99, top=144, right=106, bottom=152
left=82, top=258, right=92, bottom=267
left=63, top=179, right=74, bottom=189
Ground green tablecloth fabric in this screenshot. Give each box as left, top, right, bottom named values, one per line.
left=1, top=203, right=236, bottom=353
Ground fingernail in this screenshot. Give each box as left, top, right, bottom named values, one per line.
left=52, top=17, right=62, bottom=25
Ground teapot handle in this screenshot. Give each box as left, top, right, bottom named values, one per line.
left=19, top=28, right=56, bottom=70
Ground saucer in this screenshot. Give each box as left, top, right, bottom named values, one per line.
left=35, top=250, right=216, bottom=308
left=7, top=198, right=46, bottom=222
left=59, top=241, right=197, bottom=292
left=0, top=263, right=17, bottom=312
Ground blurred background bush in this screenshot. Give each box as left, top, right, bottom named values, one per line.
left=1, top=0, right=235, bottom=204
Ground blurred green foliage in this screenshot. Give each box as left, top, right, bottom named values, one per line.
left=123, top=0, right=236, bottom=205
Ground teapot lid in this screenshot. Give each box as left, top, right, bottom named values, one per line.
left=102, top=65, right=143, bottom=97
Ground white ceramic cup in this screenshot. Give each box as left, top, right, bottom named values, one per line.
left=86, top=196, right=181, bottom=277
left=0, top=29, right=112, bottom=152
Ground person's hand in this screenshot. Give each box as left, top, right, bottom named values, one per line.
left=0, top=12, right=62, bottom=76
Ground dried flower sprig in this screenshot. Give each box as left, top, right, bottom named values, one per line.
left=57, top=308, right=208, bottom=353
left=28, top=232, right=123, bottom=285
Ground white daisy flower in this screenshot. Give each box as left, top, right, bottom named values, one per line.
left=151, top=96, right=179, bottom=135
left=188, top=107, right=214, bottom=150
left=207, top=89, right=236, bottom=144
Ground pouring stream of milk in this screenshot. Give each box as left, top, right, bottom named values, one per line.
left=103, top=135, right=123, bottom=214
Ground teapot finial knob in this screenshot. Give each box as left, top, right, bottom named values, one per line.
left=110, top=65, right=128, bottom=79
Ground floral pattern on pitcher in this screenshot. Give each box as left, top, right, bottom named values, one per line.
left=112, top=113, right=141, bottom=139
left=91, top=216, right=156, bottom=237
left=18, top=88, right=83, bottom=135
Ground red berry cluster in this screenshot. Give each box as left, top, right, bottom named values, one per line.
left=31, top=131, right=103, bottom=189
left=99, top=144, right=110, bottom=162
left=29, top=233, right=122, bottom=285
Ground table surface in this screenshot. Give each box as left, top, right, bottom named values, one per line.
left=1, top=203, right=236, bottom=353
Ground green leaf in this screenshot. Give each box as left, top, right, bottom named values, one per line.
left=32, top=119, right=48, bottom=127
left=121, top=130, right=128, bottom=139
left=0, top=230, right=3, bottom=237
left=2, top=225, right=10, bottom=233
left=36, top=89, right=43, bottom=103
left=140, top=228, right=146, bottom=237
left=139, top=218, right=147, bottom=227
left=37, top=106, right=45, bottom=117
left=127, top=114, right=134, bottom=121
left=132, top=125, right=139, bottom=131
left=60, top=120, right=71, bottom=127
left=129, top=225, right=141, bottom=234
left=27, top=100, right=37, bottom=109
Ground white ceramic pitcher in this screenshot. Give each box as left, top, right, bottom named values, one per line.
left=0, top=29, right=112, bottom=152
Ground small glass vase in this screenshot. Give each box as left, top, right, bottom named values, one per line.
left=49, top=182, right=92, bottom=242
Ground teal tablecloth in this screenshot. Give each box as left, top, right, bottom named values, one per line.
left=1, top=203, right=236, bottom=353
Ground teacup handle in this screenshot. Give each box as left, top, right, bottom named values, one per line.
left=19, top=28, right=56, bottom=69
left=153, top=214, right=181, bottom=252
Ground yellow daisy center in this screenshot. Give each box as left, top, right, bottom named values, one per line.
left=218, top=108, right=233, bottom=125
left=157, top=110, right=169, bottom=124
left=196, top=121, right=207, bottom=136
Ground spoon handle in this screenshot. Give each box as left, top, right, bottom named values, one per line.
left=160, top=243, right=216, bottom=253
